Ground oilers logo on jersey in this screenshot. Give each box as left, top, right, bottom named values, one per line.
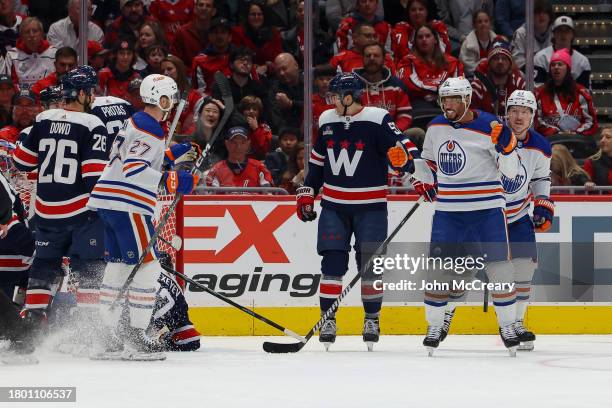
left=501, top=162, right=528, bottom=194
left=437, top=140, right=466, bottom=175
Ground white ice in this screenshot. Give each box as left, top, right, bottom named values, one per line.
left=1, top=335, right=611, bottom=408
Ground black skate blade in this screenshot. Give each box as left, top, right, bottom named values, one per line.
left=1, top=353, right=39, bottom=365
left=262, top=341, right=305, bottom=354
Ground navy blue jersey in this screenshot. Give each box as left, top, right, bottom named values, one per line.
left=305, top=106, right=419, bottom=212
left=12, top=109, right=109, bottom=227
left=150, top=271, right=201, bottom=351
left=90, top=96, right=133, bottom=143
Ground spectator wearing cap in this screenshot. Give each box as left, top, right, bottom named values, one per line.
left=7, top=17, right=56, bottom=89
left=205, top=125, right=274, bottom=190
left=281, top=0, right=332, bottom=67
left=0, top=74, right=15, bottom=127
left=30, top=46, right=78, bottom=97
left=231, top=1, right=283, bottom=74
left=0, top=89, right=40, bottom=144
left=268, top=52, right=303, bottom=133
left=148, top=0, right=193, bottom=44
left=331, top=21, right=396, bottom=74
left=534, top=16, right=591, bottom=89
left=583, top=127, right=612, bottom=191
left=211, top=47, right=267, bottom=111
left=436, top=0, right=494, bottom=53
left=511, top=0, right=553, bottom=71
left=171, top=0, right=216, bottom=68
left=396, top=24, right=463, bottom=112
left=88, top=40, right=109, bottom=70
left=191, top=17, right=233, bottom=93
left=0, top=0, right=23, bottom=49
left=134, top=20, right=168, bottom=71
left=458, top=10, right=497, bottom=77
left=391, top=0, right=451, bottom=64
left=312, top=64, right=336, bottom=142
left=264, top=126, right=299, bottom=186
left=47, top=0, right=104, bottom=50
left=535, top=48, right=598, bottom=138
left=470, top=38, right=526, bottom=117
left=98, top=38, right=141, bottom=99
left=160, top=54, right=200, bottom=134
left=336, top=0, right=391, bottom=55
left=494, top=0, right=525, bottom=39
left=126, top=76, right=144, bottom=110
left=138, top=44, right=168, bottom=78
left=238, top=94, right=272, bottom=160
left=105, top=0, right=156, bottom=49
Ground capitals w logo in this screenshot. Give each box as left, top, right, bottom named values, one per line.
left=327, top=148, right=363, bottom=176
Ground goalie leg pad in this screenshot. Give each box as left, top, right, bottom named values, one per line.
left=128, top=260, right=161, bottom=329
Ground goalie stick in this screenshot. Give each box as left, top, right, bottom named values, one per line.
left=263, top=197, right=424, bottom=353
left=110, top=71, right=234, bottom=311
left=158, top=263, right=305, bottom=342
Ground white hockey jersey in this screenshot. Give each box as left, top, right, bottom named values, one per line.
left=87, top=111, right=165, bottom=216
left=502, top=129, right=552, bottom=224
left=421, top=110, right=520, bottom=212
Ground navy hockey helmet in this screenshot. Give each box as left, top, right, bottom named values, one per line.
left=329, top=72, right=364, bottom=101
left=61, top=65, right=98, bottom=99
left=39, top=85, right=63, bottom=106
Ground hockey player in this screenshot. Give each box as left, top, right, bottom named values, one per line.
left=11, top=66, right=109, bottom=343
left=387, top=76, right=522, bottom=356
left=87, top=74, right=199, bottom=360
left=296, top=72, right=422, bottom=351
left=441, top=90, right=553, bottom=351
left=90, top=94, right=134, bottom=144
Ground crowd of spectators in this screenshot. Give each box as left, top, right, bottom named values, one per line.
left=0, top=0, right=608, bottom=193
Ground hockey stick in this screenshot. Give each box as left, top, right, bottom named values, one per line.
left=158, top=263, right=305, bottom=342
left=109, top=72, right=234, bottom=311
left=263, top=196, right=425, bottom=353
left=165, top=90, right=188, bottom=148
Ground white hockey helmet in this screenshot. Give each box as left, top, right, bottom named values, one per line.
left=506, top=89, right=537, bottom=128
left=140, top=74, right=179, bottom=119
left=438, top=76, right=472, bottom=121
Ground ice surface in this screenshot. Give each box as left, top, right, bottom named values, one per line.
left=1, top=335, right=611, bottom=408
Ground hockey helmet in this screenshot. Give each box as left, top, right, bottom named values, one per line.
left=506, top=89, right=537, bottom=129
left=61, top=65, right=98, bottom=99
left=437, top=76, right=472, bottom=121
left=140, top=74, right=178, bottom=120
left=40, top=85, right=63, bottom=107
left=329, top=72, right=364, bottom=101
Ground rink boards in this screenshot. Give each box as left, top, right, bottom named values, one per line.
left=178, top=195, right=612, bottom=335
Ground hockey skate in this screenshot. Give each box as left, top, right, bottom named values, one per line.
left=499, top=324, right=520, bottom=357
left=1, top=336, right=38, bottom=365
left=362, top=318, right=380, bottom=352
left=123, top=327, right=166, bottom=361
left=19, top=309, right=48, bottom=345
left=514, top=321, right=535, bottom=351
left=318, top=318, right=337, bottom=351
left=423, top=325, right=443, bottom=357
left=440, top=309, right=455, bottom=342
left=90, top=328, right=125, bottom=361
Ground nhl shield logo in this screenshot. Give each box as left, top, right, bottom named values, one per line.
left=323, top=126, right=333, bottom=136
left=437, top=140, right=466, bottom=175
left=501, top=162, right=528, bottom=193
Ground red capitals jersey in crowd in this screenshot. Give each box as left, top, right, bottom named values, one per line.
left=98, top=68, right=141, bottom=101
left=171, top=21, right=209, bottom=70
left=191, top=48, right=230, bottom=93
left=31, top=72, right=58, bottom=97
left=330, top=48, right=396, bottom=74
left=148, top=0, right=193, bottom=44
left=249, top=123, right=273, bottom=160
left=0, top=125, right=20, bottom=144
left=391, top=20, right=451, bottom=63
left=470, top=68, right=526, bottom=117
left=535, top=84, right=599, bottom=137
left=205, top=159, right=274, bottom=189
left=312, top=94, right=335, bottom=143
left=397, top=53, right=464, bottom=103
left=356, top=68, right=413, bottom=131
left=336, top=14, right=391, bottom=53
left=230, top=26, right=283, bottom=66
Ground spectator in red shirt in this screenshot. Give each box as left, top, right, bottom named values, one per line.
left=98, top=38, right=142, bottom=99
left=88, top=40, right=110, bottom=71
left=205, top=125, right=274, bottom=190
left=191, top=16, right=232, bottom=93
left=470, top=39, right=526, bottom=117
left=0, top=89, right=39, bottom=144
left=583, top=127, right=612, bottom=190
left=397, top=24, right=463, bottom=112
left=105, top=0, right=155, bottom=49
left=148, top=0, right=193, bottom=44
left=330, top=21, right=395, bottom=74
left=0, top=74, right=14, bottom=127
left=312, top=64, right=336, bottom=142
left=171, top=0, right=216, bottom=69
left=391, top=0, right=451, bottom=63
left=30, top=46, right=78, bottom=98
left=336, top=0, right=391, bottom=54
left=535, top=48, right=598, bottom=138
left=231, top=0, right=283, bottom=74
left=134, top=20, right=168, bottom=71
left=238, top=95, right=272, bottom=160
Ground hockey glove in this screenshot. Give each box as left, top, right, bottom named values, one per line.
left=163, top=170, right=200, bottom=194
left=532, top=198, right=554, bottom=233
left=410, top=177, right=437, bottom=202
left=164, top=142, right=202, bottom=166
left=387, top=141, right=415, bottom=173
left=491, top=122, right=517, bottom=155
left=296, top=186, right=317, bottom=222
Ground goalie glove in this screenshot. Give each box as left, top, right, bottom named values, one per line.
left=533, top=198, right=554, bottom=232
left=163, top=170, right=200, bottom=194
left=490, top=122, right=517, bottom=155
left=296, top=186, right=317, bottom=222
left=410, top=177, right=437, bottom=202
left=164, top=142, right=202, bottom=167
left=387, top=141, right=415, bottom=173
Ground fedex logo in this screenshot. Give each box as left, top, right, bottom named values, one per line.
left=183, top=204, right=295, bottom=263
